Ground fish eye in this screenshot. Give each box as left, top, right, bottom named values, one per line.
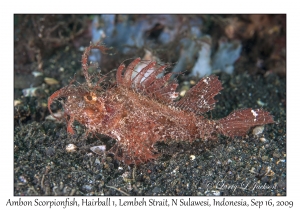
left=84, top=92, right=97, bottom=103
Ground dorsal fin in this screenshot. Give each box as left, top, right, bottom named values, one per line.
left=175, top=75, right=223, bottom=115
left=116, top=59, right=178, bottom=104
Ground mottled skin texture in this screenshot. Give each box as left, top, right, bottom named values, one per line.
left=48, top=43, right=274, bottom=165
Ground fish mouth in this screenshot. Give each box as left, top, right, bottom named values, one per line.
left=48, top=84, right=91, bottom=120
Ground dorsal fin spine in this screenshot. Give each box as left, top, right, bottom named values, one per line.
left=116, top=59, right=179, bottom=105
left=142, top=64, right=167, bottom=88
left=123, top=58, right=141, bottom=87
left=133, top=61, right=156, bottom=89
left=116, top=64, right=125, bottom=85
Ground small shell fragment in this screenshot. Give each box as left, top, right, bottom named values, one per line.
left=19, top=175, right=27, bottom=183
left=32, top=71, right=43, bottom=77
left=22, top=87, right=39, bottom=97
left=44, top=77, right=59, bottom=85
left=212, top=190, right=221, bottom=196
left=66, top=144, right=77, bottom=153
left=90, top=145, right=106, bottom=155
left=95, top=158, right=101, bottom=165
left=45, top=110, right=64, bottom=120
left=265, top=166, right=275, bottom=177
left=190, top=155, right=196, bottom=160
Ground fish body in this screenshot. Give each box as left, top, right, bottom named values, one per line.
left=48, top=43, right=274, bottom=164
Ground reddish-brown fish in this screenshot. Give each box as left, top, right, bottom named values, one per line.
left=48, top=43, right=274, bottom=165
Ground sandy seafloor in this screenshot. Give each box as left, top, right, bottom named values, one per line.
left=14, top=15, right=286, bottom=196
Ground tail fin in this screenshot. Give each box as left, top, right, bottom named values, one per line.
left=218, top=108, right=274, bottom=137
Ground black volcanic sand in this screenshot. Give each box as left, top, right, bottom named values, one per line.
left=14, top=15, right=286, bottom=196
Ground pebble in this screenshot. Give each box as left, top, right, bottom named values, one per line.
left=257, top=100, right=266, bottom=106
left=82, top=185, right=93, bottom=192
left=273, top=150, right=281, bottom=158
left=66, top=144, right=77, bottom=153
left=190, top=155, right=196, bottom=160
left=180, top=89, right=187, bottom=97
left=260, top=137, right=268, bottom=142
left=152, top=186, right=162, bottom=194
left=44, top=77, right=59, bottom=85
left=14, top=100, right=22, bottom=106
left=252, top=126, right=264, bottom=135
left=32, top=71, right=43, bottom=77
left=262, top=155, right=269, bottom=161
